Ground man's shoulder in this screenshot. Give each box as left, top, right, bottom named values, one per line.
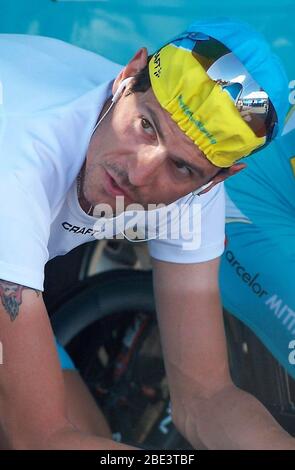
left=0, top=34, right=122, bottom=113
left=0, top=34, right=122, bottom=75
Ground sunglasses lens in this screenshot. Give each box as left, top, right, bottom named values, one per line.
left=191, top=36, right=278, bottom=142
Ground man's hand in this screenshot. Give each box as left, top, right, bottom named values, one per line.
left=0, top=279, right=136, bottom=449
left=152, top=257, right=295, bottom=450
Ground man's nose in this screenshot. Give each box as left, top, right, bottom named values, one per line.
left=128, top=146, right=166, bottom=187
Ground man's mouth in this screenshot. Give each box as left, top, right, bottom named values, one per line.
left=103, top=169, right=134, bottom=203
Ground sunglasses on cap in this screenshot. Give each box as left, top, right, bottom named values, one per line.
left=188, top=33, right=278, bottom=145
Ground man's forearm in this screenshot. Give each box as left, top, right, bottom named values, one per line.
left=3, top=409, right=138, bottom=449
left=43, top=426, right=138, bottom=450
left=16, top=423, right=137, bottom=450
left=183, top=384, right=295, bottom=450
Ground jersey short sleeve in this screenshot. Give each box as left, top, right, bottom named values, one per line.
left=0, top=170, right=50, bottom=291
left=148, top=182, right=225, bottom=263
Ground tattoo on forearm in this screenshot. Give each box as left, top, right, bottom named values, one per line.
left=0, top=280, right=40, bottom=321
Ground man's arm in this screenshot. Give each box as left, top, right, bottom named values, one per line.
left=0, top=279, right=136, bottom=449
left=152, top=257, right=295, bottom=450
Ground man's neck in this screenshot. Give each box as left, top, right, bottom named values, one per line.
left=77, top=161, right=93, bottom=216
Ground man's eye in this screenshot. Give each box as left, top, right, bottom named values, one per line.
left=174, top=161, right=192, bottom=177
left=140, top=117, right=155, bottom=134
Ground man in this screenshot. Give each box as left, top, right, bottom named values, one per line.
left=220, top=105, right=295, bottom=381
left=0, top=18, right=294, bottom=449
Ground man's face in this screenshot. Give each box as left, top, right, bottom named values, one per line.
left=84, top=85, right=221, bottom=213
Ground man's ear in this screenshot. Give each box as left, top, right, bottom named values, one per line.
left=112, top=47, right=148, bottom=96
left=197, top=162, right=246, bottom=195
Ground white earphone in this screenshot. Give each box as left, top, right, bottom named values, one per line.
left=192, top=180, right=213, bottom=196
left=92, top=77, right=134, bottom=135
left=112, top=76, right=134, bottom=103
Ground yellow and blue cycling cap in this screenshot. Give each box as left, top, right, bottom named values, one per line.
left=149, top=18, right=289, bottom=168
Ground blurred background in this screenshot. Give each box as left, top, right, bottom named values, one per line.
left=0, top=0, right=294, bottom=82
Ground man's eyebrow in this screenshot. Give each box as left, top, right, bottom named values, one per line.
left=145, top=104, right=214, bottom=179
